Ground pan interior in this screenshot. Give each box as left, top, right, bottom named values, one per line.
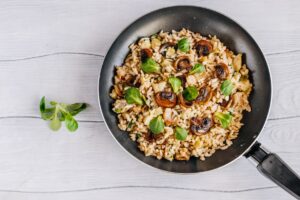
left=99, top=6, right=271, bottom=173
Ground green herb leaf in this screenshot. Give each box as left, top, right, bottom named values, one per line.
left=189, top=63, right=205, bottom=74
left=221, top=80, right=234, bottom=96
left=175, top=127, right=188, bottom=141
left=40, top=96, right=46, bottom=113
left=149, top=115, right=165, bottom=134
left=125, top=87, right=144, bottom=105
left=66, top=103, right=87, bottom=116
left=39, top=96, right=86, bottom=132
left=182, top=86, right=199, bottom=101
left=215, top=112, right=232, bottom=129
left=49, top=116, right=62, bottom=131
left=41, top=108, right=55, bottom=120
left=141, top=58, right=161, bottom=73
left=168, top=77, right=182, bottom=94
left=65, top=114, right=78, bottom=132
left=178, top=38, right=190, bottom=52
left=57, top=110, right=65, bottom=121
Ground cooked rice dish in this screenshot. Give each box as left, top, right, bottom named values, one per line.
left=110, top=29, right=252, bottom=161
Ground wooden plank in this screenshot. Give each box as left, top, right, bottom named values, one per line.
left=0, top=186, right=293, bottom=200
left=0, top=0, right=299, bottom=60
left=1, top=52, right=300, bottom=120
left=0, top=118, right=298, bottom=193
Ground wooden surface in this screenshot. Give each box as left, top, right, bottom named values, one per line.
left=0, top=0, right=299, bottom=199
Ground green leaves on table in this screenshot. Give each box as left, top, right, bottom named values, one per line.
left=182, top=86, right=199, bottom=101
left=214, top=112, right=232, bottom=129
left=177, top=38, right=190, bottom=53
left=141, top=58, right=161, bottom=73
left=125, top=87, right=144, bottom=105
left=149, top=115, right=165, bottom=134
left=175, top=127, right=188, bottom=141
left=189, top=63, right=205, bottom=74
left=39, top=96, right=87, bottom=132
left=221, top=80, right=234, bottom=96
left=168, top=77, right=182, bottom=94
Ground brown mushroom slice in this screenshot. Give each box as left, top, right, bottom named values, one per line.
left=174, top=56, right=192, bottom=71
left=215, top=63, right=229, bottom=80
left=155, top=92, right=177, bottom=108
left=140, top=48, right=153, bottom=62
left=178, top=93, right=193, bottom=108
left=195, top=40, right=213, bottom=57
left=195, top=86, right=212, bottom=104
left=219, top=95, right=232, bottom=108
left=123, top=74, right=140, bottom=87
left=159, top=42, right=175, bottom=56
left=144, top=131, right=163, bottom=143
left=190, top=117, right=213, bottom=135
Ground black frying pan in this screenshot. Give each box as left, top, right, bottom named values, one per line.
left=99, top=6, right=300, bottom=198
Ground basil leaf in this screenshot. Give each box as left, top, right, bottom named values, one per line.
left=65, top=114, right=78, bottom=132
left=189, top=63, right=205, bottom=74
left=168, top=77, right=182, bottom=94
left=221, top=80, right=234, bottom=96
left=182, top=86, right=199, bottom=101
left=149, top=116, right=165, bottom=134
left=125, top=87, right=144, bottom=105
left=175, top=127, right=188, bottom=141
left=66, top=103, right=87, bottom=116
left=178, top=38, right=190, bottom=52
left=49, top=116, right=62, bottom=131
left=141, top=58, right=161, bottom=73
left=215, top=112, right=232, bottom=129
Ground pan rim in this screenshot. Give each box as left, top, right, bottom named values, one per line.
left=98, top=5, right=272, bottom=173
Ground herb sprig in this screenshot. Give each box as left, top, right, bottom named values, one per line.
left=40, top=96, right=87, bottom=132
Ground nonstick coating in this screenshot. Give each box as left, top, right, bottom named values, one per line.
left=99, top=6, right=272, bottom=173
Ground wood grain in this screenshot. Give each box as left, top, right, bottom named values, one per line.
left=1, top=52, right=300, bottom=120
left=0, top=0, right=299, bottom=199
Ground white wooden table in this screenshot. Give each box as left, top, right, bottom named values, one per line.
left=0, top=1, right=299, bottom=199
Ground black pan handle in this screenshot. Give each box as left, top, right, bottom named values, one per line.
left=245, top=142, right=300, bottom=199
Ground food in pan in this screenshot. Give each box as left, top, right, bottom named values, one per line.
left=110, top=29, right=252, bottom=161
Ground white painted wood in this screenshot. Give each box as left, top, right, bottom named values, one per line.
left=1, top=52, right=300, bottom=120
left=0, top=0, right=300, bottom=199
left=0, top=118, right=299, bottom=194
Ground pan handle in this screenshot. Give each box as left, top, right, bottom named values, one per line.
left=245, top=142, right=300, bottom=199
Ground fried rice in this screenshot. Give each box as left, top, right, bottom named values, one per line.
left=110, top=28, right=252, bottom=161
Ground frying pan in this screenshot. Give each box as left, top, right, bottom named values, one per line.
left=99, top=6, right=300, bottom=198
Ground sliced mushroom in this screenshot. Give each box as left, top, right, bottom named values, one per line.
left=174, top=56, right=192, bottom=71
left=140, top=48, right=153, bottom=62
left=122, top=74, right=140, bottom=87
left=215, top=63, right=229, bottom=80
left=195, top=40, right=213, bottom=57
left=159, top=42, right=175, bottom=56
left=219, top=95, right=231, bottom=107
left=144, top=131, right=163, bottom=143
left=178, top=93, right=193, bottom=108
left=190, top=117, right=213, bottom=135
left=155, top=92, right=177, bottom=108
left=195, top=86, right=212, bottom=104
